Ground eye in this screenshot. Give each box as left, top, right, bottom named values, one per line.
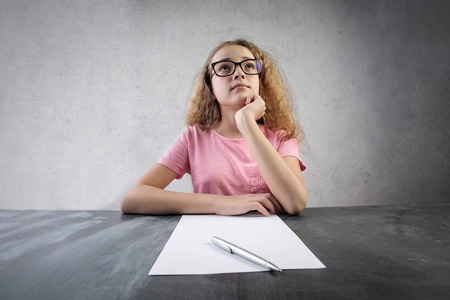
left=219, top=64, right=230, bottom=71
left=243, top=60, right=260, bottom=73
left=215, top=61, right=233, bottom=74
left=245, top=63, right=255, bottom=70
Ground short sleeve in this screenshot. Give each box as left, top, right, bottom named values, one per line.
left=157, top=128, right=191, bottom=179
left=277, top=137, right=306, bottom=171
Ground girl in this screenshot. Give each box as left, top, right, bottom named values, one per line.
left=121, top=39, right=307, bottom=216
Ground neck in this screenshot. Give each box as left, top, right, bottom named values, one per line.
left=215, top=106, right=244, bottom=139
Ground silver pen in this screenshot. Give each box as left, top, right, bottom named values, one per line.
left=211, top=236, right=282, bottom=272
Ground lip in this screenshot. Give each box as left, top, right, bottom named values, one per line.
left=232, top=83, right=249, bottom=90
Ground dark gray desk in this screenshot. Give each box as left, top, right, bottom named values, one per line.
left=1, top=205, right=449, bottom=299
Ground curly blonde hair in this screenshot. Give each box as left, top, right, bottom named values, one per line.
left=186, top=39, right=305, bottom=145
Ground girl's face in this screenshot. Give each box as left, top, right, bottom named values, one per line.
left=210, top=45, right=260, bottom=110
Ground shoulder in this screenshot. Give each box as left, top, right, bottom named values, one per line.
left=258, top=124, right=291, bottom=141
left=182, top=125, right=210, bottom=138
left=259, top=124, right=300, bottom=152
left=179, top=126, right=214, bottom=145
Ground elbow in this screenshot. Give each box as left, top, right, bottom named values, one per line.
left=284, top=192, right=307, bottom=216
left=120, top=191, right=135, bottom=214
left=120, top=202, right=129, bottom=214
left=285, top=203, right=305, bottom=215
left=285, top=208, right=302, bottom=216
left=120, top=197, right=130, bottom=214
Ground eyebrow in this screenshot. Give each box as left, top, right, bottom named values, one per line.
left=217, top=56, right=254, bottom=61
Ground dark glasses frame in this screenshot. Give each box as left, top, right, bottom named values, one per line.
left=211, top=59, right=263, bottom=77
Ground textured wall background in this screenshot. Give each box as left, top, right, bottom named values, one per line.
left=1, top=0, right=449, bottom=210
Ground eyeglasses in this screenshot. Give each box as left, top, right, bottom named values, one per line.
left=211, top=59, right=263, bottom=77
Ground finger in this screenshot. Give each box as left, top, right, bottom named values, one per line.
left=267, top=193, right=284, bottom=213
left=250, top=202, right=270, bottom=217
left=250, top=194, right=276, bottom=213
left=254, top=94, right=265, bottom=104
left=257, top=196, right=277, bottom=214
left=268, top=194, right=283, bottom=213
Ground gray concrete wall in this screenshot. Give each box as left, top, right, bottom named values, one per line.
left=1, top=0, right=449, bottom=210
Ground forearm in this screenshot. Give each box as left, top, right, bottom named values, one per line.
left=121, top=184, right=279, bottom=216
left=121, top=184, right=221, bottom=215
left=236, top=115, right=307, bottom=214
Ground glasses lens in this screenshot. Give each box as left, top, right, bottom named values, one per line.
left=242, top=60, right=262, bottom=75
left=214, top=61, right=234, bottom=76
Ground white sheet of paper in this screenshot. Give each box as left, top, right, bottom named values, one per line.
left=149, top=214, right=325, bottom=275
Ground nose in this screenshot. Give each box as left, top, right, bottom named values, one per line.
left=233, top=64, right=246, bottom=79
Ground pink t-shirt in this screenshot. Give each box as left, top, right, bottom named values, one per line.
left=157, top=125, right=306, bottom=196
